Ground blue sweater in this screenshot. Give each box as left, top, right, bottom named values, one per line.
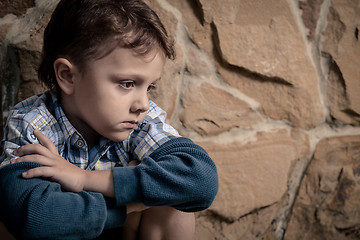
left=0, top=137, right=218, bottom=239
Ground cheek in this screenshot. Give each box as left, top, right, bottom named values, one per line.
left=95, top=94, right=127, bottom=119
left=138, top=111, right=148, bottom=122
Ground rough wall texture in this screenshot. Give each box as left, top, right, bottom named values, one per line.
left=0, top=0, right=359, bottom=239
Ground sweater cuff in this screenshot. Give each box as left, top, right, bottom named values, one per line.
left=112, top=166, right=142, bottom=206
left=104, top=199, right=127, bottom=229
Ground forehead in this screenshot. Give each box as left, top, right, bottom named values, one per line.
left=84, top=46, right=166, bottom=79
left=94, top=33, right=163, bottom=60
left=94, top=45, right=165, bottom=64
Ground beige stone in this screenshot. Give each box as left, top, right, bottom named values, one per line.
left=16, top=46, right=47, bottom=102
left=323, top=0, right=360, bottom=123
left=195, top=203, right=279, bottom=240
left=0, top=0, right=35, bottom=18
left=0, top=23, right=12, bottom=42
left=149, top=43, right=182, bottom=119
left=197, top=0, right=324, bottom=129
left=167, top=0, right=215, bottom=57
left=221, top=204, right=279, bottom=240
left=202, top=0, right=311, bottom=83
left=186, top=46, right=213, bottom=79
left=13, top=11, right=52, bottom=103
left=195, top=212, right=223, bottom=240
left=218, top=66, right=324, bottom=130
left=285, top=135, right=360, bottom=240
left=299, top=0, right=324, bottom=40
left=179, top=82, right=261, bottom=136
left=144, top=0, right=177, bottom=33
left=143, top=0, right=181, bottom=120
left=326, top=59, right=360, bottom=125
left=198, top=130, right=309, bottom=220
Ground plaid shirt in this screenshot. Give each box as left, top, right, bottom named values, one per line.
left=0, top=91, right=180, bottom=170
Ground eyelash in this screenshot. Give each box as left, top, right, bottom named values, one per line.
left=118, top=80, right=157, bottom=92
left=147, top=84, right=156, bottom=92
left=119, top=81, right=135, bottom=89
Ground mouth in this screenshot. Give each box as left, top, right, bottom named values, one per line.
left=122, top=121, right=139, bottom=129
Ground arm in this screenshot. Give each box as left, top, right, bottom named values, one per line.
left=0, top=121, right=126, bottom=239
left=10, top=101, right=218, bottom=220
left=108, top=101, right=219, bottom=211
left=0, top=162, right=126, bottom=239
left=12, top=130, right=146, bottom=214
left=113, top=137, right=219, bottom=212
left=13, top=134, right=218, bottom=213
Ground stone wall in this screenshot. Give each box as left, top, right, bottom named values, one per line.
left=0, top=0, right=359, bottom=239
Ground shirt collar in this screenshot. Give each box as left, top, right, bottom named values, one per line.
left=50, top=92, right=114, bottom=150
left=50, top=93, right=79, bottom=141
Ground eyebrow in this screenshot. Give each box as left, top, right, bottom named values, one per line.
left=152, top=78, right=161, bottom=84
left=110, top=74, right=161, bottom=83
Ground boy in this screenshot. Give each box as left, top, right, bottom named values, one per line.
left=0, top=0, right=218, bottom=239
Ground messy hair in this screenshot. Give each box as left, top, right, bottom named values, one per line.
left=38, top=0, right=175, bottom=93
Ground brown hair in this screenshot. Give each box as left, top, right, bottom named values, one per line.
left=38, top=0, right=175, bottom=93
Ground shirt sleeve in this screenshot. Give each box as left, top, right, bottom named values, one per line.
left=113, top=137, right=219, bottom=212
left=0, top=110, right=37, bottom=167
left=125, top=101, right=180, bottom=161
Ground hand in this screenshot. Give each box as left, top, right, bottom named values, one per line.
left=128, top=160, right=140, bottom=166
left=11, top=129, right=86, bottom=193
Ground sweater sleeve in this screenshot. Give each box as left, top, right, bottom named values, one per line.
left=112, top=137, right=219, bottom=212
left=0, top=162, right=126, bottom=240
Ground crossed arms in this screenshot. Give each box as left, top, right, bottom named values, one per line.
left=0, top=130, right=218, bottom=239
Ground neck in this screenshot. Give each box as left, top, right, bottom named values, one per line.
left=60, top=93, right=101, bottom=149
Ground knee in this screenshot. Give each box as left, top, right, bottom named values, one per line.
left=160, top=207, right=194, bottom=230
left=140, top=207, right=195, bottom=240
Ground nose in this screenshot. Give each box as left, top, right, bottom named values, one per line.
left=130, top=92, right=150, bottom=114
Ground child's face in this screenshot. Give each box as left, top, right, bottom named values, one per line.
left=66, top=47, right=166, bottom=144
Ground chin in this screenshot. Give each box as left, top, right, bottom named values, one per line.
left=107, top=132, right=132, bottom=142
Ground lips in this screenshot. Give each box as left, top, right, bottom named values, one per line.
left=122, top=121, right=138, bottom=129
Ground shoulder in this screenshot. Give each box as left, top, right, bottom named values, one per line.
left=143, top=100, right=167, bottom=122
left=6, top=91, right=57, bottom=131
left=139, top=101, right=179, bottom=135
left=3, top=91, right=62, bottom=144
left=138, top=101, right=180, bottom=137
left=123, top=101, right=180, bottom=160
left=1, top=92, right=61, bottom=167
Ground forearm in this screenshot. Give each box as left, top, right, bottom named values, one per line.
left=83, top=169, right=115, bottom=198
left=112, top=137, right=219, bottom=212
left=83, top=170, right=148, bottom=215
left=0, top=162, right=116, bottom=239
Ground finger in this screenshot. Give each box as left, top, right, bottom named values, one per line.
left=14, top=144, right=50, bottom=157
left=128, top=160, right=141, bottom=166
left=34, top=129, right=58, bottom=154
left=11, top=155, right=55, bottom=167
left=22, top=166, right=55, bottom=179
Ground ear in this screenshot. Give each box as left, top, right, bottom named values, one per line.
left=53, top=58, right=77, bottom=95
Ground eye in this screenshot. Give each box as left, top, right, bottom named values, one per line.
left=147, top=84, right=157, bottom=92
left=119, top=81, right=135, bottom=89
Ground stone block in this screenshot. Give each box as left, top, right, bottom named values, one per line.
left=286, top=135, right=360, bottom=239
left=195, top=203, right=279, bottom=240
left=198, top=129, right=309, bottom=221
left=299, top=0, right=324, bottom=40
left=180, top=82, right=261, bottom=136
left=198, top=0, right=324, bottom=129
left=0, top=0, right=35, bottom=18
left=323, top=0, right=360, bottom=124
